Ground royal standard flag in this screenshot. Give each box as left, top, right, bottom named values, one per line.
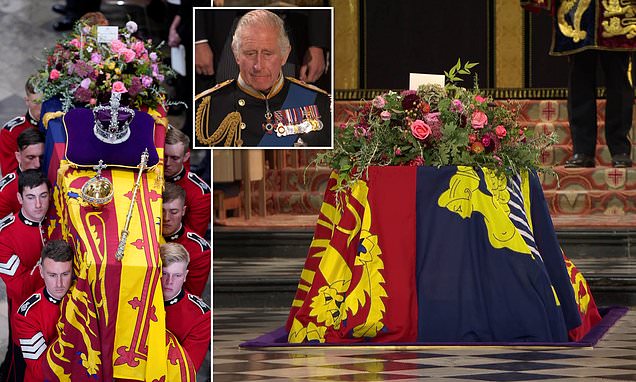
left=287, top=166, right=585, bottom=343
left=43, top=121, right=196, bottom=381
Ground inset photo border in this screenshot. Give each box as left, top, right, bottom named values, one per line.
left=192, top=6, right=334, bottom=149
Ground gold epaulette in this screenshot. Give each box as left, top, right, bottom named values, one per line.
left=195, top=79, right=243, bottom=147
left=285, top=77, right=330, bottom=96
left=42, top=111, right=65, bottom=130
left=194, top=79, right=235, bottom=102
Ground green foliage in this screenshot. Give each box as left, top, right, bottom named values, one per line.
left=316, top=61, right=557, bottom=190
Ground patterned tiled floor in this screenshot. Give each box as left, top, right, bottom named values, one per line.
left=214, top=254, right=636, bottom=381
left=214, top=308, right=636, bottom=382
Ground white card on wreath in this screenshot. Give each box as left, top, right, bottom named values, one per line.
left=409, top=73, right=445, bottom=90
left=97, top=26, right=119, bottom=43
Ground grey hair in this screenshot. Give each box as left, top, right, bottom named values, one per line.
left=231, top=10, right=291, bottom=57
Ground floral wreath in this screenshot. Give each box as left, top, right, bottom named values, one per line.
left=36, top=20, right=173, bottom=112
left=316, top=60, right=556, bottom=189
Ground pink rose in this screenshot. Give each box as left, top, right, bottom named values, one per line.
left=353, top=125, right=368, bottom=138
left=112, top=81, right=127, bottom=93
left=395, top=148, right=402, bottom=156
left=110, top=40, right=126, bottom=54
left=410, top=119, right=431, bottom=140
left=149, top=52, right=158, bottom=61
left=380, top=110, right=391, bottom=121
left=495, top=125, right=507, bottom=138
left=475, top=95, right=486, bottom=103
left=49, top=69, right=60, bottom=80
left=122, top=49, right=136, bottom=63
left=372, top=96, right=386, bottom=109
left=69, top=38, right=81, bottom=48
left=471, top=111, right=488, bottom=129
left=132, top=41, right=146, bottom=55
left=89, top=98, right=97, bottom=105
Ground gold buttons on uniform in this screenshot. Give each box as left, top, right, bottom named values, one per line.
left=238, top=99, right=245, bottom=106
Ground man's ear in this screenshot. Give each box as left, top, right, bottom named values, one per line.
left=183, top=150, right=191, bottom=163
left=281, top=47, right=291, bottom=67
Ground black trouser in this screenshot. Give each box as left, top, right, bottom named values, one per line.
left=567, top=50, right=633, bottom=157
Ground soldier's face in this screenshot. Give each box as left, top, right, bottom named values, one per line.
left=17, top=183, right=50, bottom=222
left=235, top=25, right=289, bottom=92
left=164, top=142, right=189, bottom=178
left=162, top=198, right=186, bottom=236
left=15, top=143, right=44, bottom=171
left=40, top=258, right=72, bottom=300
left=162, top=261, right=188, bottom=300
left=25, top=92, right=41, bottom=122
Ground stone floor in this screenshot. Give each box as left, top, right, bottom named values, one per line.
left=0, top=0, right=211, bottom=380
left=214, top=307, right=636, bottom=382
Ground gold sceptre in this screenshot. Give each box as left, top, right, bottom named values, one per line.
left=115, top=148, right=149, bottom=261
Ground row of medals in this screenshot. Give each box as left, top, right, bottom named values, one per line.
left=262, top=110, right=324, bottom=137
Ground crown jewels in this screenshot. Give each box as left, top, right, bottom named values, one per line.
left=81, top=160, right=114, bottom=209
left=93, top=91, right=135, bottom=144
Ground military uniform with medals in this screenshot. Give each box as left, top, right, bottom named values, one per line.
left=195, top=74, right=331, bottom=147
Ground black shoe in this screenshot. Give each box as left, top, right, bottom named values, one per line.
left=53, top=18, right=74, bottom=32
left=612, top=153, right=633, bottom=168
left=564, top=153, right=595, bottom=168
left=52, top=3, right=67, bottom=15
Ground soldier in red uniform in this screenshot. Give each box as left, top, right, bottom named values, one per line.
left=0, top=128, right=45, bottom=218
left=13, top=240, right=73, bottom=382
left=160, top=243, right=211, bottom=372
left=0, top=76, right=41, bottom=176
left=164, top=127, right=211, bottom=237
left=162, top=182, right=211, bottom=297
left=0, top=170, right=50, bottom=381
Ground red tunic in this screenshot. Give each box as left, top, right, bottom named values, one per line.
left=165, top=224, right=211, bottom=296
left=167, top=168, right=211, bottom=237
left=0, top=212, right=45, bottom=316
left=0, top=170, right=20, bottom=218
left=165, top=289, right=211, bottom=371
left=0, top=112, right=37, bottom=176
left=12, top=287, right=62, bottom=382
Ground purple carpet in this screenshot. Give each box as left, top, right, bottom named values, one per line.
left=240, top=306, right=628, bottom=349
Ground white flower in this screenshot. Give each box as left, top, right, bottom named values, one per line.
left=125, top=21, right=138, bottom=33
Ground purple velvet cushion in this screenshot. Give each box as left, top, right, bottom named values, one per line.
left=64, top=108, right=159, bottom=168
